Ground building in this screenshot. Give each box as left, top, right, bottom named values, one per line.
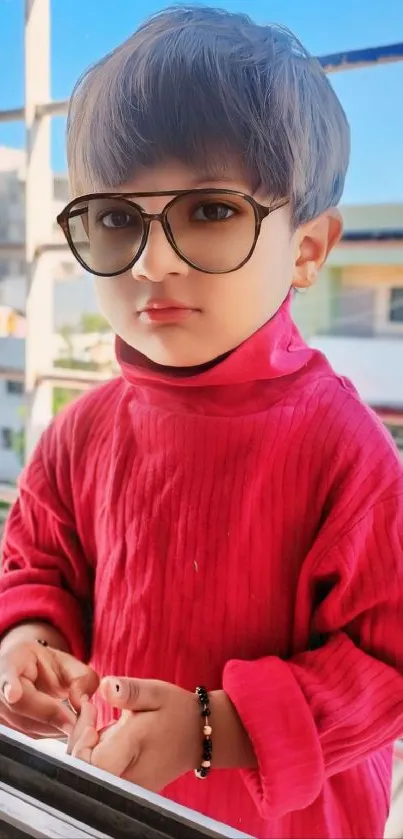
left=0, top=146, right=79, bottom=315
left=0, top=320, right=116, bottom=484
left=0, top=336, right=24, bottom=483
left=293, top=201, right=403, bottom=453
left=0, top=146, right=82, bottom=483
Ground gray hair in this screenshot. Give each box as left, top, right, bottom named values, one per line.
left=66, top=4, right=350, bottom=226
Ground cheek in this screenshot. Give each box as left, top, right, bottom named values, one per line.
left=95, top=277, right=132, bottom=322
left=221, top=229, right=295, bottom=322
left=254, top=227, right=291, bottom=275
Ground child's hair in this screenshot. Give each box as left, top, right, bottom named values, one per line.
left=66, top=4, right=350, bottom=226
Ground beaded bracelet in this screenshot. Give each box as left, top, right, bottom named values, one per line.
left=194, top=685, right=212, bottom=779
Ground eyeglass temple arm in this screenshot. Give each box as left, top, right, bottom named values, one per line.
left=57, top=207, right=87, bottom=226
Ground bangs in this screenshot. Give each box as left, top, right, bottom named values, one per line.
left=74, top=76, right=258, bottom=190
left=67, top=5, right=350, bottom=224
left=67, top=11, right=290, bottom=198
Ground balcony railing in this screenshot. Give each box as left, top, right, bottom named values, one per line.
left=0, top=727, right=251, bottom=839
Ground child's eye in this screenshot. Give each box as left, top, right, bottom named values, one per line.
left=99, top=211, right=134, bottom=229
left=191, top=203, right=236, bottom=222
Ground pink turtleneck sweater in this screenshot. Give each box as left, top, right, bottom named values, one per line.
left=1, top=298, right=403, bottom=838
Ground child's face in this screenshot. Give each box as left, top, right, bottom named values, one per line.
left=92, top=160, right=341, bottom=367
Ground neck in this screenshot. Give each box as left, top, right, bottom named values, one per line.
left=118, top=346, right=233, bottom=378
left=116, top=296, right=315, bottom=417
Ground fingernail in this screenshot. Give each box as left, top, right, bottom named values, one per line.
left=108, top=680, right=122, bottom=698
left=101, top=677, right=119, bottom=696
left=2, top=682, right=13, bottom=703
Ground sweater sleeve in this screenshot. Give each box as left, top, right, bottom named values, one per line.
left=223, top=467, right=403, bottom=819
left=0, top=414, right=92, bottom=660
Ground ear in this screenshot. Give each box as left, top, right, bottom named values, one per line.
left=292, top=209, right=342, bottom=290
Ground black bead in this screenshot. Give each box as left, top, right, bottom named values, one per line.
left=196, top=686, right=208, bottom=703
left=195, top=686, right=212, bottom=780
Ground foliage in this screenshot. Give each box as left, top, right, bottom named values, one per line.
left=79, top=312, right=110, bottom=333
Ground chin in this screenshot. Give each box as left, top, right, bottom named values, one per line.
left=135, top=335, right=223, bottom=369
left=146, top=349, right=216, bottom=368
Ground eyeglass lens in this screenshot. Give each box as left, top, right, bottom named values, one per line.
left=65, top=192, right=257, bottom=275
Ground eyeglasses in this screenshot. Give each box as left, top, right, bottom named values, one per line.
left=57, top=189, right=288, bottom=277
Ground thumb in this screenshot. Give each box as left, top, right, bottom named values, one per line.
left=100, top=677, right=163, bottom=711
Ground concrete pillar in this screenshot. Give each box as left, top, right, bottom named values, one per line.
left=24, top=0, right=53, bottom=458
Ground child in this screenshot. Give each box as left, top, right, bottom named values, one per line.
left=1, top=5, right=403, bottom=838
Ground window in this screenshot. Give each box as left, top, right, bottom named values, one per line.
left=0, top=428, right=13, bottom=450
left=387, top=424, right=403, bottom=452
left=6, top=380, right=24, bottom=395
left=389, top=288, right=403, bottom=323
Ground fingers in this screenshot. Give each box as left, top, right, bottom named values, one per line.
left=71, top=725, right=99, bottom=763
left=0, top=643, right=43, bottom=704
left=2, top=677, right=76, bottom=736
left=68, top=699, right=134, bottom=774
left=0, top=664, right=26, bottom=705
left=89, top=717, right=139, bottom=776
left=100, top=677, right=163, bottom=712
left=0, top=704, right=70, bottom=739
left=0, top=643, right=71, bottom=709
left=68, top=670, right=100, bottom=712
left=0, top=644, right=98, bottom=739
left=56, top=653, right=99, bottom=711
left=67, top=697, right=97, bottom=755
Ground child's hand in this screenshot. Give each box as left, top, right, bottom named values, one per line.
left=0, top=641, right=99, bottom=739
left=69, top=678, right=201, bottom=792
left=67, top=695, right=100, bottom=760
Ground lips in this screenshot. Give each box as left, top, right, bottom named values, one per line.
left=139, top=299, right=195, bottom=313
left=137, top=299, right=199, bottom=324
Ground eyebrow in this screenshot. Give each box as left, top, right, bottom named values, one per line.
left=188, top=169, right=245, bottom=186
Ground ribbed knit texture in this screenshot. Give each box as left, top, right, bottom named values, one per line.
left=1, top=296, right=403, bottom=838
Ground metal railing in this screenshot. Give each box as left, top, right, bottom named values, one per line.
left=0, top=727, right=251, bottom=839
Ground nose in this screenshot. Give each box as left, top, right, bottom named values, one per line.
left=131, top=219, right=189, bottom=283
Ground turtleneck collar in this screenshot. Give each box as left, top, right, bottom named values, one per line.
left=115, top=294, right=315, bottom=415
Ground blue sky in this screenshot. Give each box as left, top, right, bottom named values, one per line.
left=0, top=0, right=402, bottom=205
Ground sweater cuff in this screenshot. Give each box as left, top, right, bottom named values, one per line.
left=0, top=585, right=86, bottom=661
left=223, top=656, right=324, bottom=819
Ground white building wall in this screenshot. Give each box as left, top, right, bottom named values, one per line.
left=0, top=337, right=25, bottom=483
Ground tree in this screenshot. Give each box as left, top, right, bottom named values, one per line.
left=80, top=312, right=110, bottom=333
left=11, top=406, right=26, bottom=466
left=53, top=315, right=112, bottom=416
left=55, top=357, right=99, bottom=371
left=53, top=387, right=78, bottom=415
